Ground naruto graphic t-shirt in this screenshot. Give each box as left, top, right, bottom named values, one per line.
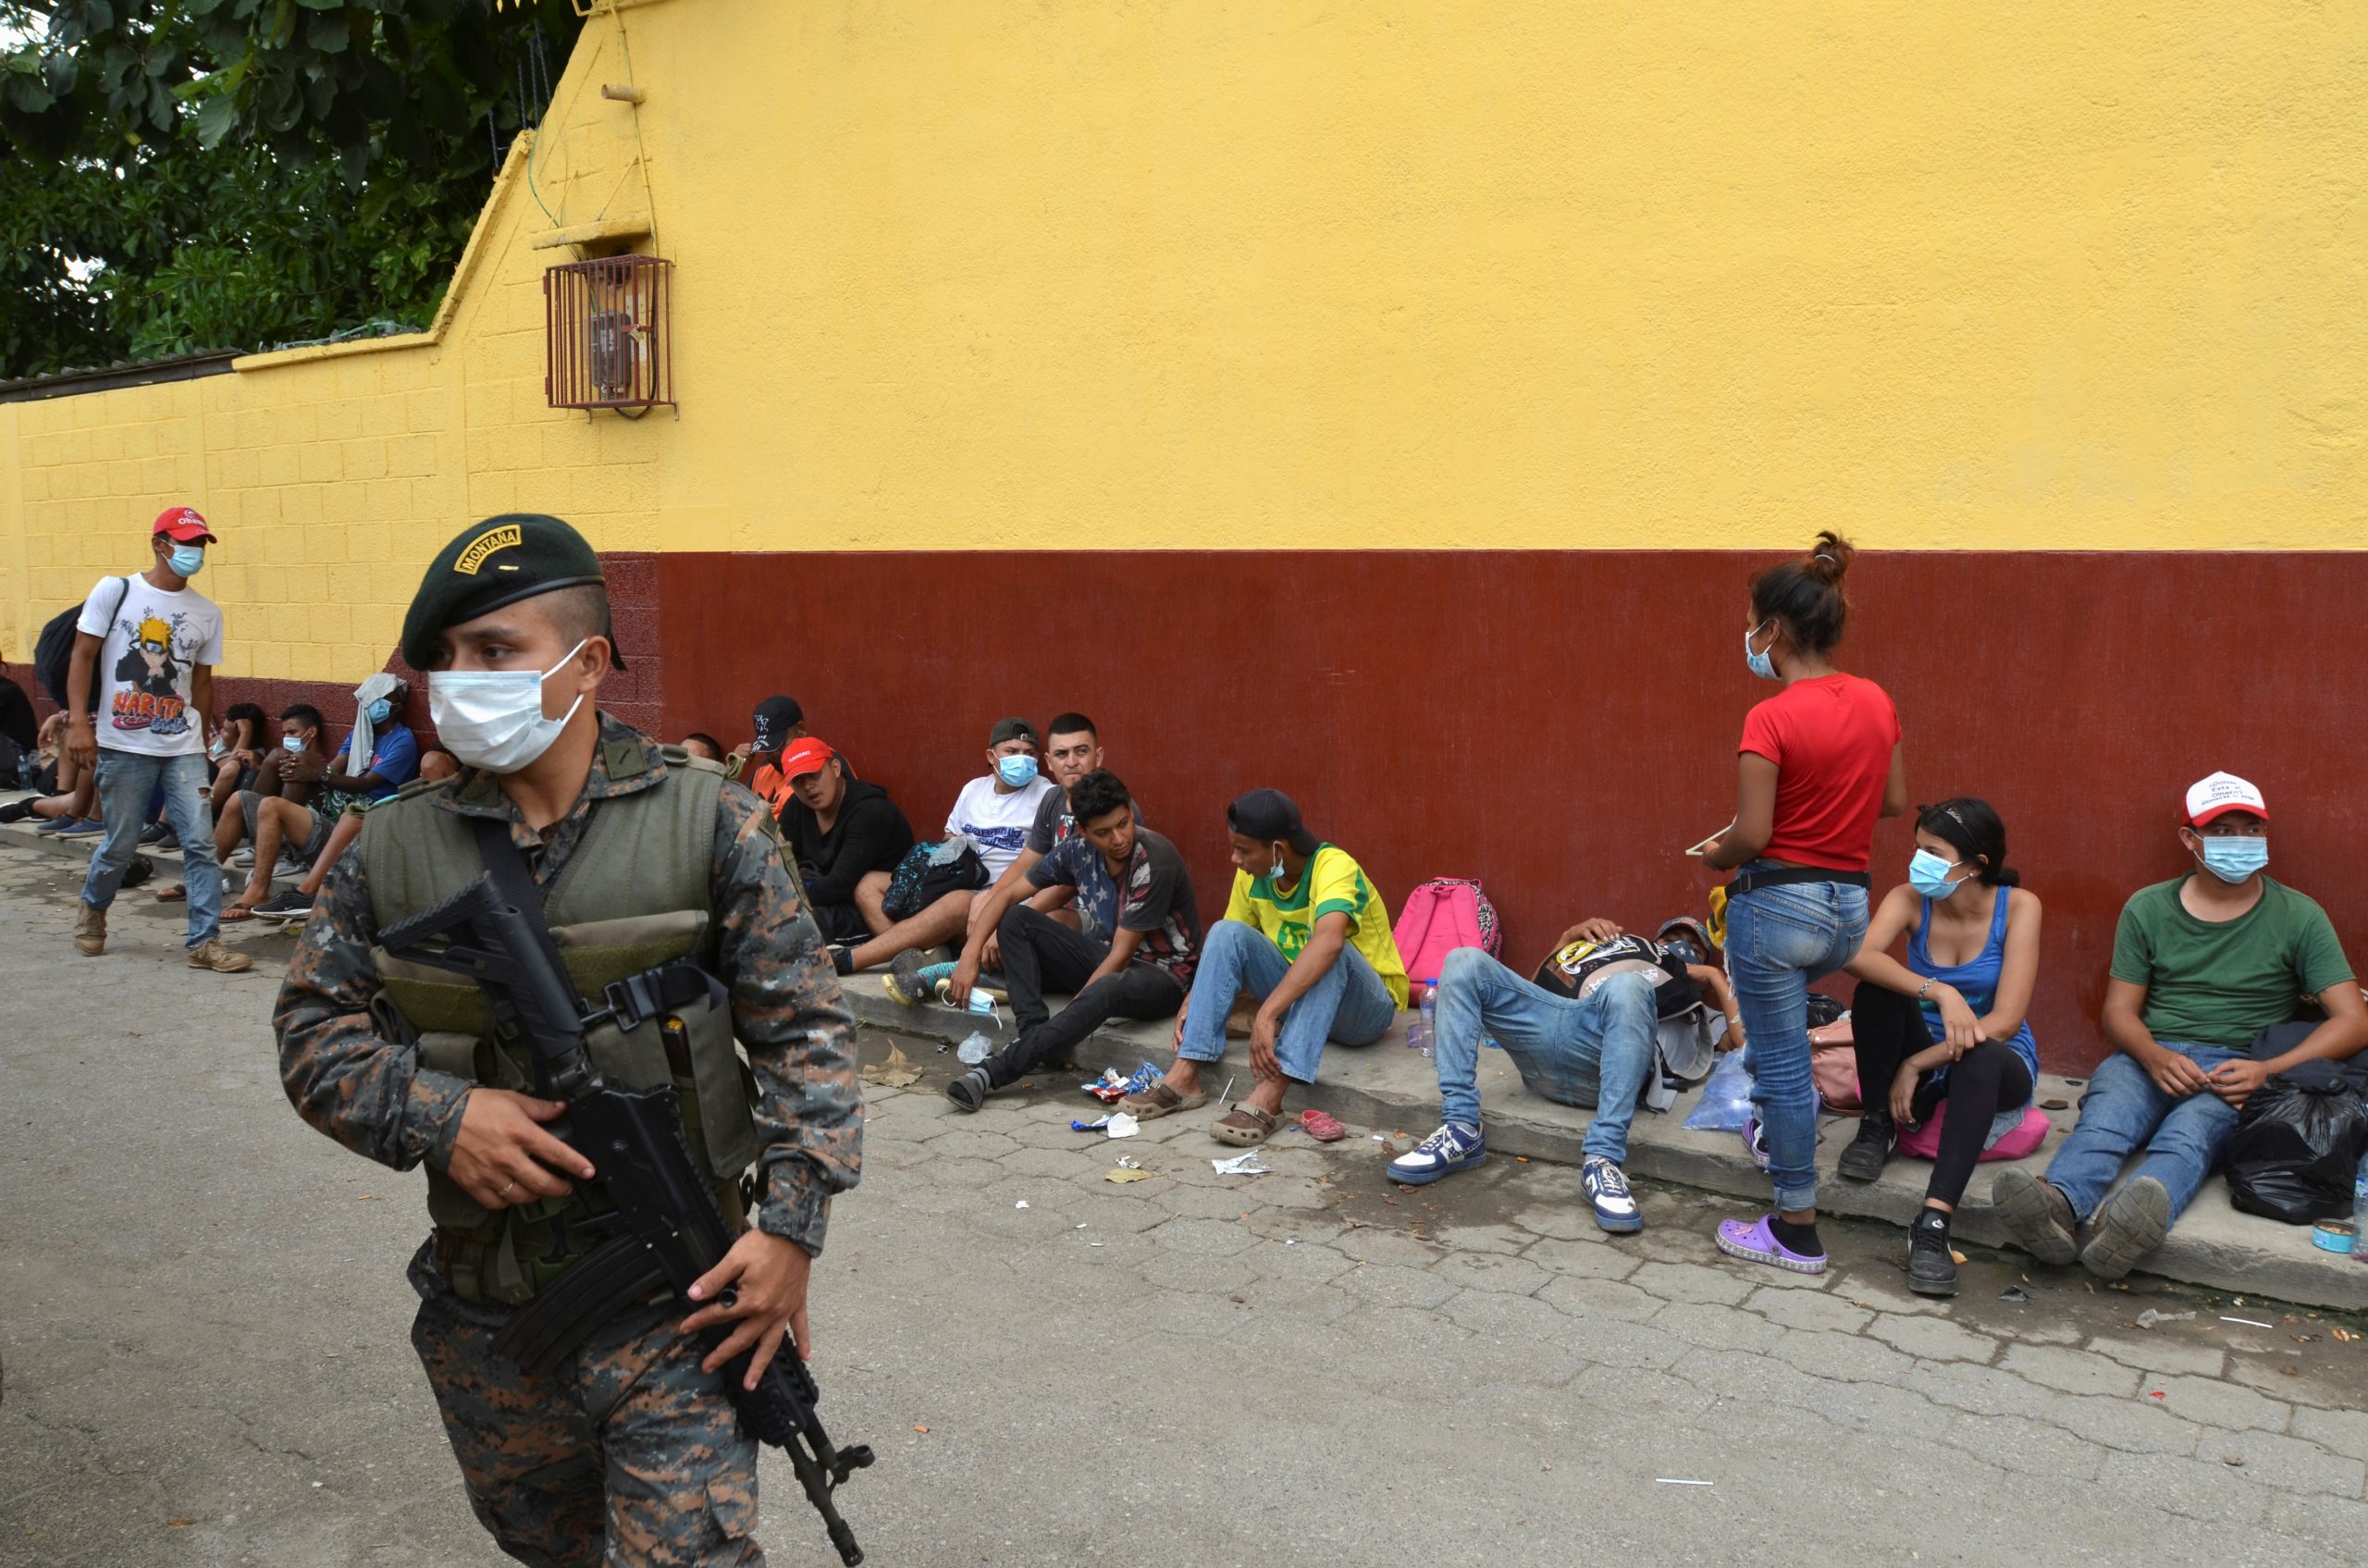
left=76, top=573, right=225, bottom=758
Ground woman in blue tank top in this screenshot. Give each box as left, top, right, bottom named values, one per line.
left=1839, top=797, right=2042, bottom=1298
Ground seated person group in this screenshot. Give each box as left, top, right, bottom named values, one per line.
left=712, top=685, right=2362, bottom=1303
left=27, top=635, right=2347, bottom=1303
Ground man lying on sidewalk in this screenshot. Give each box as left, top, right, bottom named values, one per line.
left=1993, top=772, right=2368, bottom=1278
left=944, top=769, right=1200, bottom=1111
left=1121, top=788, right=1406, bottom=1146
left=1388, top=919, right=1743, bottom=1233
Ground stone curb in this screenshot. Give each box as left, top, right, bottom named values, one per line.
left=845, top=971, right=2368, bottom=1312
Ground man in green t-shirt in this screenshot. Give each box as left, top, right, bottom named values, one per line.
left=1120, top=789, right=1408, bottom=1147
left=1995, top=772, right=2367, bottom=1278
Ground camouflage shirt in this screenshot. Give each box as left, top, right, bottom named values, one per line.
left=274, top=713, right=862, bottom=1278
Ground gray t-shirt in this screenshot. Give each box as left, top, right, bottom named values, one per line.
left=1028, top=826, right=1201, bottom=985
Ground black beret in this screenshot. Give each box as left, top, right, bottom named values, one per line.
left=400, top=513, right=623, bottom=672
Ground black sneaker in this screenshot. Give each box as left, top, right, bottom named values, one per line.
left=0, top=799, right=32, bottom=825
left=944, top=1067, right=993, bottom=1113
left=251, top=887, right=315, bottom=920
left=1906, top=1209, right=1957, bottom=1297
left=138, top=822, right=170, bottom=846
left=826, top=944, right=855, bottom=977
left=1837, top=1112, right=1895, bottom=1182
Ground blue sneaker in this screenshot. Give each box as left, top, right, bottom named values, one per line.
left=1581, top=1154, right=1644, bottom=1233
left=1387, top=1121, right=1486, bottom=1185
left=33, top=814, right=76, bottom=834
left=56, top=818, right=105, bottom=837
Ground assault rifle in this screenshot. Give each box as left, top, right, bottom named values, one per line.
left=382, top=871, right=874, bottom=1565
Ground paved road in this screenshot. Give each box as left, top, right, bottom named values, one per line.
left=4, top=846, right=2366, bottom=1566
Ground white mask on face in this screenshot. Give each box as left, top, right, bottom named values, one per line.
left=427, top=639, right=588, bottom=774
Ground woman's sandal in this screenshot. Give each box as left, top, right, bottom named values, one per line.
left=1117, top=1080, right=1207, bottom=1120
left=1210, top=1102, right=1279, bottom=1147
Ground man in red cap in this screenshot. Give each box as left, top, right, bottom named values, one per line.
left=59, top=506, right=252, bottom=971
left=775, top=736, right=914, bottom=947
left=1994, top=769, right=2365, bottom=1278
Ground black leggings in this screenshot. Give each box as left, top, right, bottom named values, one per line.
left=1851, top=980, right=2034, bottom=1208
left=983, top=905, right=1185, bottom=1090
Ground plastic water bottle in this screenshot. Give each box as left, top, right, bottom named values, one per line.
left=1417, top=980, right=1438, bottom=1060
left=2354, top=1153, right=2368, bottom=1264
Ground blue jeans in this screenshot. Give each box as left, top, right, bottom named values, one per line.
left=1176, top=919, right=1397, bottom=1083
left=84, top=748, right=221, bottom=948
left=1725, top=867, right=1869, bottom=1212
left=2043, top=1043, right=2240, bottom=1225
left=1430, top=946, right=1659, bottom=1163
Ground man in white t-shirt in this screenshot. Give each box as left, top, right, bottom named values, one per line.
left=824, top=716, right=1054, bottom=975
left=62, top=506, right=252, bottom=972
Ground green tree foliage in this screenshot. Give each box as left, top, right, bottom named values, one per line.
left=0, top=0, right=581, bottom=380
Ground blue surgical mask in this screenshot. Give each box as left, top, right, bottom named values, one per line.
left=995, top=754, right=1039, bottom=788
left=2198, top=835, right=2269, bottom=884
left=1745, top=620, right=1779, bottom=681
left=1909, top=848, right=1965, bottom=900
left=364, top=698, right=392, bottom=724
left=168, top=544, right=204, bottom=577
left=282, top=735, right=304, bottom=753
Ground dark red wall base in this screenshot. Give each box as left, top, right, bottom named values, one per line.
left=18, top=547, right=2348, bottom=1075
left=655, top=549, right=2368, bottom=1074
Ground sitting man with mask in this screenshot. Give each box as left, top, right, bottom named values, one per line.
left=734, top=696, right=808, bottom=819
left=222, top=674, right=419, bottom=919
left=825, top=717, right=1053, bottom=975
left=1994, top=772, right=2368, bottom=1278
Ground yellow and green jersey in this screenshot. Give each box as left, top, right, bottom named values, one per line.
left=1223, top=843, right=1410, bottom=1007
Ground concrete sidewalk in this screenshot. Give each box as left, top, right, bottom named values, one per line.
left=846, top=963, right=2368, bottom=1312
left=6, top=801, right=2361, bottom=1310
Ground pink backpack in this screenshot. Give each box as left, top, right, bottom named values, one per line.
left=1392, top=878, right=1503, bottom=986
left=1896, top=1101, right=2053, bottom=1164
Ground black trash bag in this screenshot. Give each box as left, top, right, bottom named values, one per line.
left=2225, top=1073, right=2368, bottom=1225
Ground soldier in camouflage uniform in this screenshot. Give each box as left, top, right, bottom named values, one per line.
left=275, top=513, right=861, bottom=1566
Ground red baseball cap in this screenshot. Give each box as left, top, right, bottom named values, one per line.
left=2185, top=771, right=2267, bottom=827
left=153, top=506, right=216, bottom=544
left=780, top=738, right=836, bottom=781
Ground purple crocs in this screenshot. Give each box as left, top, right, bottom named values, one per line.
left=1715, top=1215, right=1827, bottom=1276
left=1742, top=1113, right=1770, bottom=1172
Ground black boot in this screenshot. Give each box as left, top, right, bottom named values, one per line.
left=1906, top=1207, right=1958, bottom=1298
left=1837, top=1111, right=1895, bottom=1181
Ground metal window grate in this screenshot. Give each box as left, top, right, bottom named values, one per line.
left=545, top=254, right=673, bottom=411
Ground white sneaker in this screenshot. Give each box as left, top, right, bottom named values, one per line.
left=229, top=847, right=255, bottom=868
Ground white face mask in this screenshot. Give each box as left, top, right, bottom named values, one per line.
left=427, top=639, right=588, bottom=774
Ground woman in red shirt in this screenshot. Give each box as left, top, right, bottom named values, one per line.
left=1702, top=532, right=1906, bottom=1274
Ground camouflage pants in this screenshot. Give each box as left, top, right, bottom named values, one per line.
left=413, top=1296, right=765, bottom=1567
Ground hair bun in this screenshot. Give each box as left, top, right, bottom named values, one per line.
left=1806, top=531, right=1855, bottom=586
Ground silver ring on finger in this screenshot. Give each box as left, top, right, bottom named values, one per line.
left=499, top=1178, right=517, bottom=1198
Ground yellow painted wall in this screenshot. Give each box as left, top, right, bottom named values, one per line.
left=5, top=0, right=2364, bottom=677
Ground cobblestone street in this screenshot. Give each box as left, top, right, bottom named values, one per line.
left=4, top=851, right=2366, bottom=1566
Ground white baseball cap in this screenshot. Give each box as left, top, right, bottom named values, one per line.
left=2185, top=771, right=2268, bottom=827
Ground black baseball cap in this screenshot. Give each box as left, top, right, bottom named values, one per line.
left=401, top=512, right=623, bottom=672
left=750, top=696, right=804, bottom=755
left=1227, top=788, right=1319, bottom=855
left=989, top=716, right=1040, bottom=747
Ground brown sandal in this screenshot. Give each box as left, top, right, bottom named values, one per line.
left=1117, top=1080, right=1208, bottom=1120
left=1210, top=1103, right=1279, bottom=1147
left=154, top=883, right=185, bottom=902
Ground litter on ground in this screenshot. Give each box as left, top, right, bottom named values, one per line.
left=1212, top=1151, right=1272, bottom=1176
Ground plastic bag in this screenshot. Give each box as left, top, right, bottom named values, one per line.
left=1683, top=1050, right=1755, bottom=1134
left=956, top=1031, right=993, bottom=1066
left=2224, top=1075, right=2368, bottom=1225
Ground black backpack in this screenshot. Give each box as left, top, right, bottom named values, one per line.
left=1532, top=932, right=1705, bottom=1022
left=34, top=576, right=128, bottom=710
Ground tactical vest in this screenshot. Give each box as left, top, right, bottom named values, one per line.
left=359, top=737, right=758, bottom=1306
